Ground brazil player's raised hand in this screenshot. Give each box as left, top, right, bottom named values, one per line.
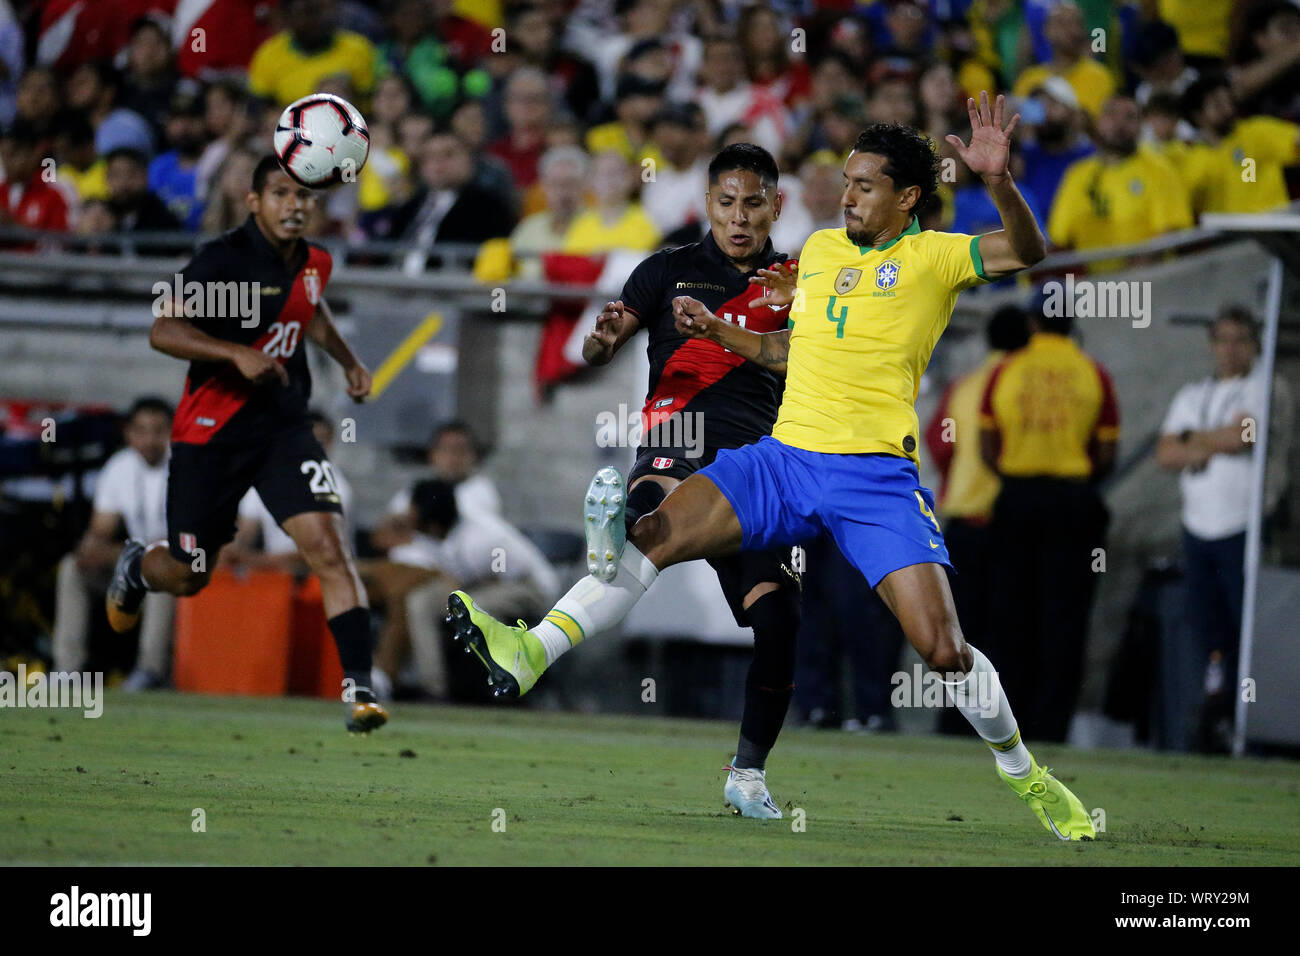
left=750, top=261, right=797, bottom=309
left=945, top=90, right=1020, bottom=183
left=232, top=345, right=290, bottom=387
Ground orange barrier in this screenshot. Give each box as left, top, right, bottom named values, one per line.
left=173, top=569, right=342, bottom=699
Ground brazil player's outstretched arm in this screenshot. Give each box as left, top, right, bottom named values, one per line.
left=150, top=297, right=289, bottom=386
left=672, top=295, right=791, bottom=374
left=581, top=300, right=640, bottom=366
left=945, top=91, right=1047, bottom=277
left=306, top=298, right=371, bottom=401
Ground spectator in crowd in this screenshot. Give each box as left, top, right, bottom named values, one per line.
left=575, top=0, right=702, bottom=104
left=104, top=147, right=182, bottom=232
left=1131, top=18, right=1198, bottom=108
left=510, top=144, right=588, bottom=267
left=226, top=411, right=354, bottom=574
left=14, top=65, right=60, bottom=138
left=1047, top=93, right=1192, bottom=251
left=785, top=50, right=859, bottom=163
left=561, top=148, right=661, bottom=255
left=1157, top=0, right=1233, bottom=72
left=640, top=103, right=710, bottom=242
left=1232, top=0, right=1300, bottom=123
left=926, top=306, right=1030, bottom=732
left=173, top=0, right=275, bottom=80
left=917, top=61, right=967, bottom=143
left=1013, top=1, right=1115, bottom=118
left=75, top=199, right=117, bottom=241
left=194, top=78, right=254, bottom=201
left=370, top=131, right=515, bottom=250
left=1016, top=76, right=1094, bottom=215
left=380, top=0, right=477, bottom=121
left=738, top=5, right=812, bottom=109
left=508, top=2, right=600, bottom=125
left=119, top=17, right=179, bottom=143
left=201, top=147, right=258, bottom=235
left=1140, top=91, right=1196, bottom=164
left=386, top=478, right=559, bottom=700
left=52, top=397, right=174, bottom=691
left=248, top=0, right=382, bottom=107
left=67, top=60, right=156, bottom=161
left=1181, top=74, right=1300, bottom=216
left=488, top=67, right=554, bottom=193
left=0, top=120, right=69, bottom=233
left=0, top=0, right=22, bottom=127
left=355, top=75, right=417, bottom=220
left=53, top=110, right=108, bottom=220
left=374, top=420, right=504, bottom=554
left=865, top=72, right=919, bottom=127
left=1155, top=304, right=1294, bottom=751
left=696, top=32, right=787, bottom=158
left=585, top=72, right=666, bottom=166
left=949, top=137, right=1045, bottom=237
left=979, top=305, right=1120, bottom=742
left=148, top=88, right=208, bottom=231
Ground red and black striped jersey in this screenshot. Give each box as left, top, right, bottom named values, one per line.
left=168, top=216, right=331, bottom=446
left=620, top=231, right=793, bottom=450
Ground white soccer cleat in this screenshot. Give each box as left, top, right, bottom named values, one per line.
left=583, top=466, right=626, bottom=582
left=724, top=761, right=782, bottom=819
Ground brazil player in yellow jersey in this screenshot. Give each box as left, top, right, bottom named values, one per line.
left=448, top=92, right=1096, bottom=841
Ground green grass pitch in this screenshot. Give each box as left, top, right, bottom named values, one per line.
left=3, top=692, right=1298, bottom=866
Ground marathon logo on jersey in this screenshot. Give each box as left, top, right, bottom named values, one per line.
left=835, top=267, right=863, bottom=294
left=153, top=273, right=262, bottom=329
left=179, top=532, right=198, bottom=554
left=653, top=457, right=674, bottom=470
left=303, top=268, right=322, bottom=306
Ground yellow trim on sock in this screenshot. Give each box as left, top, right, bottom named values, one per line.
left=987, top=729, right=1021, bottom=753
left=543, top=610, right=585, bottom=647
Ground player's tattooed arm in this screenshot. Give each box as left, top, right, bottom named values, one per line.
left=308, top=298, right=371, bottom=401
left=582, top=300, right=639, bottom=366
left=946, top=91, right=1046, bottom=276
left=672, top=295, right=790, bottom=374
left=149, top=296, right=289, bottom=386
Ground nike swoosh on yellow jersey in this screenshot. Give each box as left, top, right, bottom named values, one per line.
left=801, top=271, right=823, bottom=279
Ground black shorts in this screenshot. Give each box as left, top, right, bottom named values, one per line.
left=167, top=424, right=343, bottom=562
left=630, top=442, right=800, bottom=627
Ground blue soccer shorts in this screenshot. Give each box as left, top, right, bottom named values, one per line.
left=699, top=436, right=951, bottom=589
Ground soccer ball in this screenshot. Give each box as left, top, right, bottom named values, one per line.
left=273, top=93, right=371, bottom=188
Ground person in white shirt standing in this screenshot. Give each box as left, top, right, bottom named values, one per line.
left=1156, top=305, right=1294, bottom=748
left=53, top=397, right=174, bottom=690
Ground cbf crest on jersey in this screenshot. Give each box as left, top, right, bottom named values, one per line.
left=303, top=268, right=322, bottom=305
left=835, top=267, right=862, bottom=294
left=875, top=259, right=901, bottom=291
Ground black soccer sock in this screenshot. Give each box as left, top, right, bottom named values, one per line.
left=624, top=479, right=667, bottom=531
left=734, top=587, right=799, bottom=770
left=327, top=606, right=374, bottom=700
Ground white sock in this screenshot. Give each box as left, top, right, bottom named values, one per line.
left=940, top=645, right=1033, bottom=778
left=530, top=542, right=658, bottom=666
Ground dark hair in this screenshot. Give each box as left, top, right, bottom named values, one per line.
left=126, top=395, right=174, bottom=422
left=987, top=305, right=1031, bottom=352
left=1181, top=73, right=1230, bottom=120
left=130, top=16, right=169, bottom=41
left=105, top=146, right=148, bottom=169
left=428, top=419, right=482, bottom=455
left=411, top=478, right=460, bottom=533
left=1246, top=0, right=1300, bottom=42
left=0, top=119, right=42, bottom=146
left=55, top=109, right=95, bottom=146
left=708, top=142, right=779, bottom=190
left=1143, top=91, right=1183, bottom=117
left=851, top=123, right=940, bottom=212
left=1213, top=304, right=1260, bottom=344
left=251, top=154, right=285, bottom=192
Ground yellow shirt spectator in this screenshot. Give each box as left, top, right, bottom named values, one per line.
left=980, top=332, right=1120, bottom=479
left=1181, top=117, right=1300, bottom=215
left=1158, top=0, right=1233, bottom=60
left=562, top=203, right=661, bottom=255
left=933, top=352, right=1006, bottom=521
left=58, top=160, right=109, bottom=203
left=248, top=30, right=381, bottom=106
left=585, top=122, right=664, bottom=170
left=1014, top=58, right=1115, bottom=118
left=1048, top=149, right=1193, bottom=250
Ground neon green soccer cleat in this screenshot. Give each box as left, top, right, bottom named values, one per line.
left=446, top=591, right=547, bottom=698
left=999, top=759, right=1096, bottom=842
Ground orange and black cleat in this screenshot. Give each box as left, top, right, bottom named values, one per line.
left=106, top=540, right=147, bottom=633
left=346, top=699, right=389, bottom=734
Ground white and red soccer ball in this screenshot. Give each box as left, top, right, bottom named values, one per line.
left=273, top=93, right=371, bottom=189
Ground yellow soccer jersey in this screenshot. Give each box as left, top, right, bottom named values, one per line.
left=1182, top=117, right=1299, bottom=215
left=774, top=218, right=989, bottom=462
left=1047, top=150, right=1193, bottom=250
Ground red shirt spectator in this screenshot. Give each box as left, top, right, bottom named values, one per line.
left=36, top=0, right=176, bottom=74
left=173, top=0, right=276, bottom=78
left=2, top=176, right=70, bottom=232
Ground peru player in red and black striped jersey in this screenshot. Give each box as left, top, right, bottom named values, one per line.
left=105, top=156, right=386, bottom=733
left=577, top=144, right=802, bottom=817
